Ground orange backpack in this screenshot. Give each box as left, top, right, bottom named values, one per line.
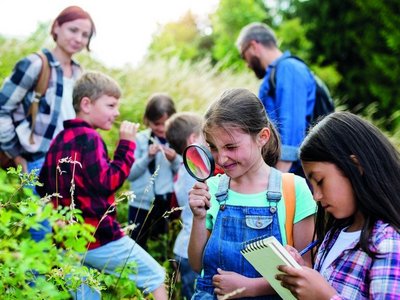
left=282, top=173, right=296, bottom=246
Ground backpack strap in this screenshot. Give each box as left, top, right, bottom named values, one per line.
left=282, top=173, right=296, bottom=246
left=267, top=55, right=306, bottom=98
left=27, top=51, right=51, bottom=144
left=267, top=168, right=296, bottom=245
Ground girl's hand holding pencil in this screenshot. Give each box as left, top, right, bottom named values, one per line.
left=285, top=240, right=319, bottom=267
left=285, top=245, right=306, bottom=267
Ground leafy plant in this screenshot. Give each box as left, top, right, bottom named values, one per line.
left=0, top=167, right=99, bottom=299
left=0, top=166, right=151, bottom=299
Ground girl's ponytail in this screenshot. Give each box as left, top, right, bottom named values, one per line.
left=262, top=122, right=281, bottom=167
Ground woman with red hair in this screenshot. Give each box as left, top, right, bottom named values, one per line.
left=0, top=6, right=95, bottom=246
left=0, top=6, right=96, bottom=175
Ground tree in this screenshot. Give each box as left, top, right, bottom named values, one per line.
left=147, top=12, right=209, bottom=62
left=291, top=0, right=400, bottom=129
left=146, top=0, right=271, bottom=71
left=210, top=0, right=270, bottom=70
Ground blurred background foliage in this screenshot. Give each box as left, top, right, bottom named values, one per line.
left=1, top=0, right=400, bottom=137
left=148, top=0, right=400, bottom=133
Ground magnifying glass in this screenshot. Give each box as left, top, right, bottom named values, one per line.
left=183, top=144, right=215, bottom=182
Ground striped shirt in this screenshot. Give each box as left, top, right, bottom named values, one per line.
left=0, top=48, right=81, bottom=159
left=37, top=119, right=136, bottom=249
left=315, top=220, right=400, bottom=299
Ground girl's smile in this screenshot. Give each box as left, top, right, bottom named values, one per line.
left=207, top=126, right=265, bottom=180
left=221, top=162, right=238, bottom=172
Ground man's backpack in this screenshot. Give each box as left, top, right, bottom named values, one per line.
left=268, top=55, right=334, bottom=125
left=0, top=51, right=50, bottom=170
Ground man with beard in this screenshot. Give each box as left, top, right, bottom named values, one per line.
left=236, top=22, right=316, bottom=177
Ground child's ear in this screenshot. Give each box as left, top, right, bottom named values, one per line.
left=80, top=96, right=92, bottom=114
left=53, top=21, right=60, bottom=36
left=350, top=154, right=363, bottom=175
left=187, top=133, right=196, bottom=145
left=258, top=127, right=270, bottom=146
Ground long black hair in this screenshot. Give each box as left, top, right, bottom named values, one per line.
left=300, top=112, right=400, bottom=258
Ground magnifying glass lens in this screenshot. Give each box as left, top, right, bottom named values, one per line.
left=183, top=145, right=215, bottom=181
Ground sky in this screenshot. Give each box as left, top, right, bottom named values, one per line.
left=1, top=0, right=219, bottom=68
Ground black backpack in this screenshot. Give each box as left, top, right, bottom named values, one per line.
left=268, top=55, right=334, bottom=125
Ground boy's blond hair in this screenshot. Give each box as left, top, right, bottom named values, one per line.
left=166, top=112, right=203, bottom=155
left=73, top=71, right=121, bottom=112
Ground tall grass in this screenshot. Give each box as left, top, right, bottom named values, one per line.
left=93, top=55, right=260, bottom=162
left=110, top=56, right=259, bottom=122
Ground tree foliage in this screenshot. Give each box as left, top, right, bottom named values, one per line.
left=146, top=0, right=341, bottom=93
left=0, top=23, right=49, bottom=82
left=147, top=12, right=206, bottom=62
left=210, top=0, right=269, bottom=70
left=0, top=167, right=98, bottom=299
left=290, top=0, right=400, bottom=129
left=146, top=0, right=400, bottom=129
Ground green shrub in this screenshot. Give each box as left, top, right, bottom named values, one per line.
left=0, top=167, right=148, bottom=299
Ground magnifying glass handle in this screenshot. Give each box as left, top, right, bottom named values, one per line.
left=198, top=179, right=210, bottom=210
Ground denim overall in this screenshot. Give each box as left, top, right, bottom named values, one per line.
left=193, top=168, right=283, bottom=300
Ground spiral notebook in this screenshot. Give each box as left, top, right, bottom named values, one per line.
left=241, top=236, right=301, bottom=300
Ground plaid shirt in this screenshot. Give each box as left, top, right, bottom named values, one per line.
left=315, top=220, right=400, bottom=299
left=0, top=48, right=81, bottom=159
left=37, top=119, right=135, bottom=249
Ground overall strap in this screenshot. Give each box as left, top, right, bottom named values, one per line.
left=215, top=174, right=230, bottom=209
left=266, top=167, right=282, bottom=213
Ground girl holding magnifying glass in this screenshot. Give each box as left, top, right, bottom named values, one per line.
left=188, top=88, right=317, bottom=299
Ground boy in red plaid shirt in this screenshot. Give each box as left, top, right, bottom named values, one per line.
left=37, top=71, right=167, bottom=299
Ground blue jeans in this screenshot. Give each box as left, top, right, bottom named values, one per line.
left=175, top=255, right=197, bottom=300
left=70, top=279, right=101, bottom=300
left=27, top=157, right=52, bottom=242
left=191, top=290, right=213, bottom=300
left=27, top=156, right=45, bottom=192
left=83, top=235, right=165, bottom=293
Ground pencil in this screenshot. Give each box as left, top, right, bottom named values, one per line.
left=299, top=240, right=319, bottom=256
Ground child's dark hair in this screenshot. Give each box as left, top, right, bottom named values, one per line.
left=300, top=111, right=400, bottom=257
left=144, top=93, right=176, bottom=125
left=166, top=112, right=203, bottom=155
left=204, top=88, right=280, bottom=166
